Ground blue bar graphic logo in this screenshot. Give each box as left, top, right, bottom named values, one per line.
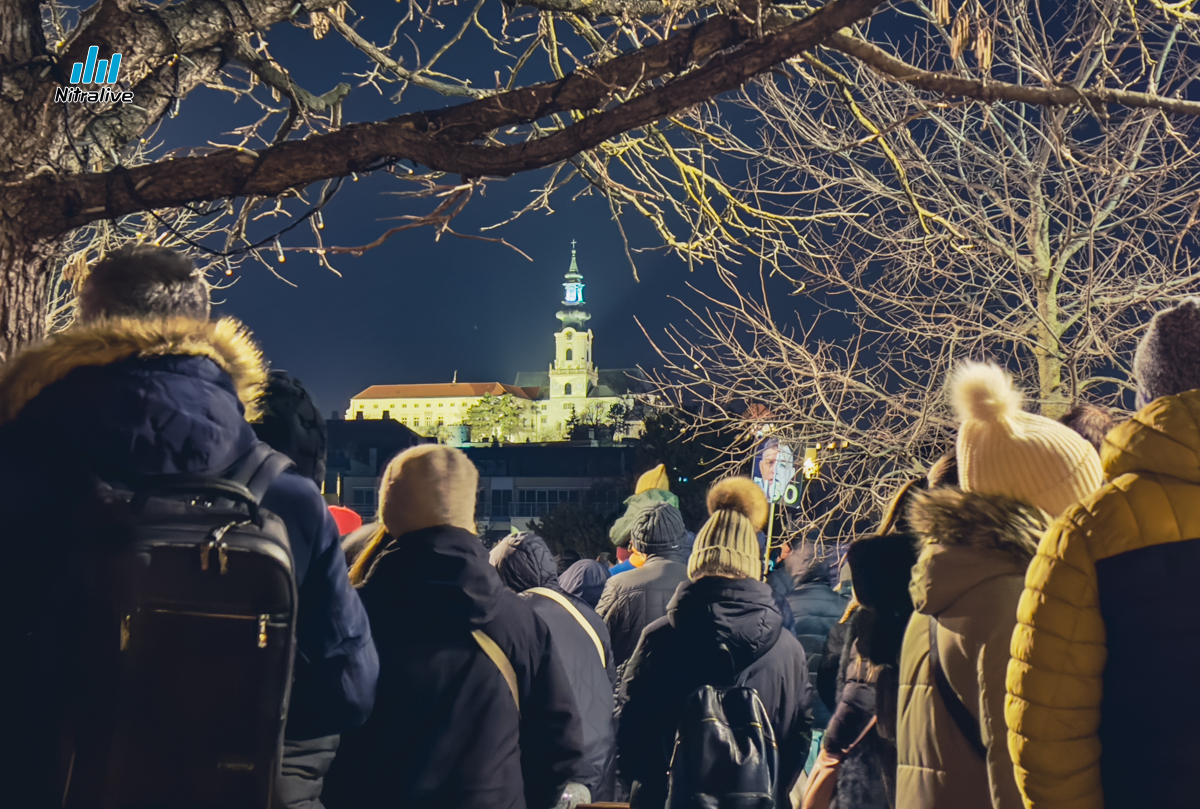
left=69, top=46, right=122, bottom=84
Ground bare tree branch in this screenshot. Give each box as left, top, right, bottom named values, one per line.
left=828, top=31, right=1200, bottom=117
left=24, top=0, right=887, bottom=237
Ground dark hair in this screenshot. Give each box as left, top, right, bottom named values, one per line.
left=252, top=371, right=328, bottom=486
left=1060, top=404, right=1115, bottom=453
left=79, top=245, right=210, bottom=322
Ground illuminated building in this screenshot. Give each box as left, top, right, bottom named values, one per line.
left=346, top=243, right=646, bottom=442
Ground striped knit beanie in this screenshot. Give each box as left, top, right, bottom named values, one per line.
left=689, top=478, right=769, bottom=581
left=952, top=361, right=1103, bottom=518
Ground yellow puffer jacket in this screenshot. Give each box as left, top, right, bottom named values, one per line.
left=1005, top=390, right=1200, bottom=809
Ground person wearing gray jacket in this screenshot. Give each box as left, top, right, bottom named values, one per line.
left=596, top=502, right=690, bottom=670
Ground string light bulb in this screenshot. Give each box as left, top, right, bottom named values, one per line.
left=274, top=238, right=286, bottom=263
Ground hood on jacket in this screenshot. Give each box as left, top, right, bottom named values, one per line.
left=0, top=316, right=266, bottom=425
left=361, top=525, right=505, bottom=634
left=906, top=487, right=1046, bottom=615
left=1103, top=389, right=1200, bottom=484
left=0, top=317, right=267, bottom=478
left=845, top=532, right=918, bottom=613
left=667, top=575, right=783, bottom=673
left=489, top=532, right=560, bottom=593
left=559, top=559, right=610, bottom=609
left=622, top=487, right=680, bottom=511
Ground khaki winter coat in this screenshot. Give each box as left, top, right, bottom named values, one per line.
left=897, top=488, right=1044, bottom=809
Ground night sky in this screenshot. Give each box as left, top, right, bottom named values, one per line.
left=149, top=0, right=775, bottom=416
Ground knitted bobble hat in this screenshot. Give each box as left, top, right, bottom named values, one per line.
left=952, top=361, right=1103, bottom=518
left=630, top=502, right=687, bottom=554
left=689, top=478, right=769, bottom=581
left=1133, top=299, right=1200, bottom=408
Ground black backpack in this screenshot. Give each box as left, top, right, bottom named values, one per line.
left=666, top=654, right=779, bottom=809
left=60, top=442, right=298, bottom=809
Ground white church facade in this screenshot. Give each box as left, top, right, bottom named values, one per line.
left=346, top=245, right=646, bottom=442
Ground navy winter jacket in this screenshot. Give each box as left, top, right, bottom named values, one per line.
left=0, top=318, right=378, bottom=742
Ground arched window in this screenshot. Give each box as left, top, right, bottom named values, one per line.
left=565, top=348, right=573, bottom=361
left=564, top=383, right=573, bottom=396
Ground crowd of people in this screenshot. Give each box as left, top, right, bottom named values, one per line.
left=3, top=244, right=1200, bottom=809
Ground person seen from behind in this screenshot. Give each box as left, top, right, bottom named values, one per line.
left=1008, top=299, right=1200, bottom=809
left=492, top=533, right=617, bottom=803
left=0, top=246, right=378, bottom=803
left=323, top=445, right=584, bottom=809
left=615, top=477, right=814, bottom=808
left=804, top=473, right=929, bottom=809
left=897, top=362, right=1102, bottom=809
left=596, top=500, right=691, bottom=671
left=609, top=463, right=680, bottom=551
left=559, top=559, right=611, bottom=610
left=783, top=539, right=851, bottom=735
left=251, top=369, right=363, bottom=808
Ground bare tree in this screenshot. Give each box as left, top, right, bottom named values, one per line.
left=642, top=0, right=1200, bottom=542
left=6, top=0, right=1200, bottom=363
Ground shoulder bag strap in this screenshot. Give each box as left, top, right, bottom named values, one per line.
left=928, top=616, right=987, bottom=759
left=528, top=586, right=607, bottom=669
left=224, top=441, right=295, bottom=503
left=471, top=629, right=520, bottom=715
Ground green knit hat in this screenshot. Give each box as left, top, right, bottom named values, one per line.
left=689, top=478, right=769, bottom=581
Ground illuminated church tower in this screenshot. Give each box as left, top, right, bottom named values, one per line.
left=549, top=242, right=598, bottom=403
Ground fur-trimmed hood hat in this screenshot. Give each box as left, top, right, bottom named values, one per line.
left=0, top=316, right=267, bottom=425
left=906, top=486, right=1047, bottom=615
left=689, top=478, right=768, bottom=581
left=378, top=445, right=479, bottom=538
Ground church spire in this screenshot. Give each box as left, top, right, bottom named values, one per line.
left=557, top=240, right=591, bottom=329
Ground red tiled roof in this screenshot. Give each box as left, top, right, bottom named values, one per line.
left=350, top=382, right=535, bottom=400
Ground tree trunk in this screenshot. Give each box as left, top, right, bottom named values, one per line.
left=0, top=225, right=56, bottom=363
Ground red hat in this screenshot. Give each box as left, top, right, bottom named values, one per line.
left=329, top=505, right=363, bottom=536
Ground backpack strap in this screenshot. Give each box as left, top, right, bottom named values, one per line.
left=928, top=616, right=987, bottom=759
left=471, top=630, right=520, bottom=715
left=224, top=442, right=295, bottom=503
left=528, top=587, right=606, bottom=669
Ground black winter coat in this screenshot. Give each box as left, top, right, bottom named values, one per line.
left=324, top=526, right=584, bottom=809
left=783, top=555, right=849, bottom=728
left=596, top=549, right=690, bottom=670
left=615, top=576, right=814, bottom=809
left=491, top=534, right=618, bottom=800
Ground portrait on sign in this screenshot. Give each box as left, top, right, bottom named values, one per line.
left=753, top=438, right=797, bottom=504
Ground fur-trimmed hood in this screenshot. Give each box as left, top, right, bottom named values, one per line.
left=906, top=487, right=1047, bottom=615
left=0, top=317, right=269, bottom=480
left=0, top=317, right=266, bottom=425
